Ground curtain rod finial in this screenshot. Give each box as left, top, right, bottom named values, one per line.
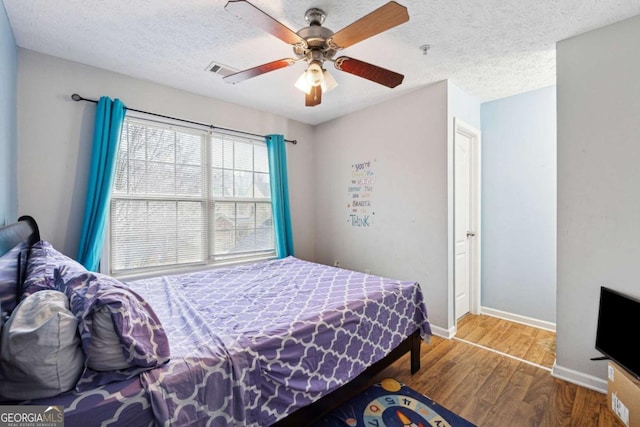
left=71, top=93, right=82, bottom=101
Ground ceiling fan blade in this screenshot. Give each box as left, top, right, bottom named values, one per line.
left=328, top=1, right=409, bottom=49
left=305, top=86, right=322, bottom=107
left=334, top=56, right=404, bottom=88
left=223, top=58, right=296, bottom=84
left=225, top=0, right=306, bottom=46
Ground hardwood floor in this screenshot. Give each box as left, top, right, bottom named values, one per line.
left=375, top=314, right=624, bottom=427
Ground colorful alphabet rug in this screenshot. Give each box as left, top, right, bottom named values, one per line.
left=312, top=378, right=477, bottom=427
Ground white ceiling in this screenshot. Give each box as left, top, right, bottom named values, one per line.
left=4, top=0, right=640, bottom=125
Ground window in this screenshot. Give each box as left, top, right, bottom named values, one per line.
left=108, top=117, right=275, bottom=276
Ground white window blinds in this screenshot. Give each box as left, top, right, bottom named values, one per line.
left=109, top=117, right=275, bottom=276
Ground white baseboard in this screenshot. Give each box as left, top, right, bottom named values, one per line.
left=427, top=307, right=555, bottom=339
left=480, top=306, right=556, bottom=332
left=429, top=324, right=456, bottom=339
left=552, top=362, right=607, bottom=394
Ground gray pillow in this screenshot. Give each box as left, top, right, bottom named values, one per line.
left=87, top=306, right=130, bottom=371
left=0, top=290, right=84, bottom=400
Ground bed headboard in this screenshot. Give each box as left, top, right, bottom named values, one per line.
left=0, top=216, right=40, bottom=256
left=0, top=216, right=40, bottom=320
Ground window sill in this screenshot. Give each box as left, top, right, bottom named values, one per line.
left=113, top=254, right=279, bottom=282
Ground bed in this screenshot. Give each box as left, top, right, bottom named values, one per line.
left=0, top=216, right=432, bottom=426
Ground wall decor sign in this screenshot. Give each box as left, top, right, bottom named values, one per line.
left=347, top=159, right=375, bottom=227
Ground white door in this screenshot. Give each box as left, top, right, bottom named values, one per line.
left=454, top=118, right=481, bottom=321
left=455, top=132, right=472, bottom=319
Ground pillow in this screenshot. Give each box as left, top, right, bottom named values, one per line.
left=88, top=306, right=131, bottom=371
left=55, top=267, right=170, bottom=390
left=21, top=240, right=86, bottom=299
left=0, top=290, right=84, bottom=400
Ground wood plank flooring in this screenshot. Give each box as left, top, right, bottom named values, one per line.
left=375, top=314, right=624, bottom=427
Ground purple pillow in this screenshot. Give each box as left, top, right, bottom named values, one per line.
left=54, top=267, right=170, bottom=391
left=22, top=240, right=86, bottom=299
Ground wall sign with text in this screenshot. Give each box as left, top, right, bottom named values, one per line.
left=347, top=160, right=375, bottom=227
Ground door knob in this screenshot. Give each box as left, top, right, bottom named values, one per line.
left=466, top=231, right=476, bottom=237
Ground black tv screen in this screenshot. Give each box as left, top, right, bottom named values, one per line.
left=595, top=286, right=640, bottom=379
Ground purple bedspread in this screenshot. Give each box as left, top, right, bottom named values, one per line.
left=21, top=377, right=154, bottom=426
left=129, top=256, right=431, bottom=426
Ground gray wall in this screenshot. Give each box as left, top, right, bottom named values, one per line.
left=314, top=81, right=480, bottom=335
left=315, top=82, right=450, bottom=331
left=0, top=3, right=17, bottom=225
left=16, top=49, right=317, bottom=262
left=481, top=86, right=557, bottom=325
left=556, top=14, right=640, bottom=391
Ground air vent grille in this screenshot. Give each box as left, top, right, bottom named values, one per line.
left=206, top=61, right=237, bottom=77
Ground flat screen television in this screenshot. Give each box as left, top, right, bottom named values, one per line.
left=595, top=286, right=640, bottom=379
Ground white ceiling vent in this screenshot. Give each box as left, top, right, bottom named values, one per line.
left=206, top=61, right=237, bottom=77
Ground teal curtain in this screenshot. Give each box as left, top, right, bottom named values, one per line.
left=266, top=134, right=294, bottom=258
left=77, top=97, right=126, bottom=271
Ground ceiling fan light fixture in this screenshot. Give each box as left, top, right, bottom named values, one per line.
left=321, top=69, right=338, bottom=93
left=305, top=61, right=324, bottom=87
left=295, top=60, right=327, bottom=94
left=295, top=72, right=312, bottom=94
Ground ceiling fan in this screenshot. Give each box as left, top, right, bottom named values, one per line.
left=223, top=0, right=409, bottom=107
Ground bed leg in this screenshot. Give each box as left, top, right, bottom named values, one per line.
left=410, top=331, right=421, bottom=374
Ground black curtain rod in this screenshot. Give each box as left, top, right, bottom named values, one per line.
left=71, top=94, right=297, bottom=145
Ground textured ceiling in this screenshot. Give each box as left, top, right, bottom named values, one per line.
left=4, top=0, right=640, bottom=125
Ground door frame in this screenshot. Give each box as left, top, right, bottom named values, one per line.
left=453, top=117, right=481, bottom=318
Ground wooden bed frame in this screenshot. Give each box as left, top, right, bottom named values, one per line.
left=0, top=216, right=422, bottom=425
